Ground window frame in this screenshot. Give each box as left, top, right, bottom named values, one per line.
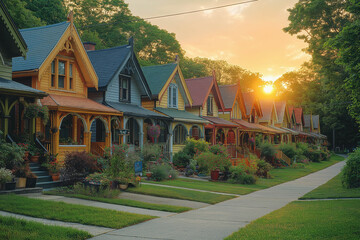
left=174, top=124, right=187, bottom=145
left=168, top=83, right=178, bottom=108
left=50, top=58, right=75, bottom=91
left=207, top=96, right=213, bottom=116
left=119, top=75, right=131, bottom=102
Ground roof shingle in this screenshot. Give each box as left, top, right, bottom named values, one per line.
left=219, top=85, right=237, bottom=109
left=141, top=63, right=177, bottom=96
left=185, top=77, right=213, bottom=107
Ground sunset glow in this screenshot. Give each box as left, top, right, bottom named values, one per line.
left=263, top=84, right=274, bottom=94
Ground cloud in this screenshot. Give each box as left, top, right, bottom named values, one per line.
left=226, top=5, right=250, bottom=20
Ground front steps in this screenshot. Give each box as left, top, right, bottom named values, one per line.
left=29, top=163, right=62, bottom=189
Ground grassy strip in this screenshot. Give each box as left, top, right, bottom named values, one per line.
left=0, top=194, right=155, bottom=229
left=146, top=155, right=345, bottom=195
left=127, top=185, right=235, bottom=204
left=225, top=200, right=360, bottom=240
left=300, top=173, right=360, bottom=199
left=44, top=191, right=191, bottom=213
left=0, top=215, right=91, bottom=240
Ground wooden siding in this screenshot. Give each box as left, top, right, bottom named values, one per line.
left=0, top=63, right=12, bottom=80
left=39, top=61, right=87, bottom=98
left=157, top=78, right=185, bottom=110
left=58, top=145, right=87, bottom=162
left=202, top=94, right=218, bottom=117
left=219, top=112, right=231, bottom=121
left=187, top=107, right=199, bottom=116
left=231, top=102, right=241, bottom=119
left=105, top=75, right=141, bottom=105
left=142, top=99, right=155, bottom=110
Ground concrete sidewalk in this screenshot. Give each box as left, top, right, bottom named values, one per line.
left=90, top=160, right=346, bottom=240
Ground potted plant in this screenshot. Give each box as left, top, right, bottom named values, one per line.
left=18, top=143, right=29, bottom=161
left=0, top=168, right=14, bottom=190
left=147, top=125, right=160, bottom=143
left=42, top=154, right=60, bottom=181
left=14, top=165, right=28, bottom=188
left=29, top=144, right=40, bottom=163
left=25, top=171, right=37, bottom=188
left=24, top=104, right=49, bottom=125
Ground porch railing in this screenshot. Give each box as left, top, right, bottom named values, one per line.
left=91, top=142, right=105, bottom=157
left=275, top=150, right=291, bottom=166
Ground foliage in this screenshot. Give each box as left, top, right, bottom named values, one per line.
left=28, top=143, right=41, bottom=156
left=305, top=149, right=322, bottom=162
left=150, top=164, right=178, bottom=181
left=13, top=165, right=29, bottom=178
left=60, top=151, right=98, bottom=185
left=2, top=0, right=44, bottom=28
left=259, top=142, right=276, bottom=162
left=173, top=151, right=191, bottom=168
left=228, top=166, right=257, bottom=184
left=290, top=163, right=305, bottom=169
left=141, top=143, right=162, bottom=163
left=342, top=148, right=360, bottom=188
left=0, top=142, right=24, bottom=170
left=147, top=125, right=160, bottom=139
left=185, top=159, right=197, bottom=177
left=183, top=139, right=209, bottom=157
left=0, top=168, right=13, bottom=184
left=256, top=159, right=273, bottom=178
left=278, top=143, right=297, bottom=160
left=195, top=151, right=231, bottom=173
left=24, top=104, right=49, bottom=125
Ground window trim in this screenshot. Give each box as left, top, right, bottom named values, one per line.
left=207, top=96, right=213, bottom=116
left=50, top=58, right=75, bottom=90
left=119, top=76, right=131, bottom=102
left=168, top=83, right=178, bottom=109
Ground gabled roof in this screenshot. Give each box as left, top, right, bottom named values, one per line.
left=294, top=108, right=304, bottom=125
left=185, top=74, right=225, bottom=111
left=13, top=21, right=70, bottom=72
left=304, top=114, right=311, bottom=128
left=0, top=77, right=46, bottom=97
left=106, top=101, right=169, bottom=119
left=87, top=39, right=151, bottom=96
left=0, top=0, right=27, bottom=58
left=275, top=101, right=286, bottom=123
left=155, top=107, right=207, bottom=123
left=312, top=115, right=319, bottom=129
left=259, top=99, right=277, bottom=123
left=202, top=116, right=238, bottom=127
left=142, top=63, right=177, bottom=96
left=219, top=84, right=237, bottom=110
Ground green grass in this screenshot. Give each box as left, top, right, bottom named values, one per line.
left=44, top=191, right=191, bottom=213
left=226, top=200, right=360, bottom=240
left=127, top=184, right=236, bottom=204
left=300, top=173, right=360, bottom=199
left=0, top=215, right=92, bottom=240
left=0, top=194, right=155, bottom=229
left=145, top=155, right=345, bottom=195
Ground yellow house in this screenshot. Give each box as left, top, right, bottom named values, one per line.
left=141, top=62, right=208, bottom=157
left=12, top=14, right=122, bottom=160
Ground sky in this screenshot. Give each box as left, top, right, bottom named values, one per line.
left=124, top=0, right=310, bottom=81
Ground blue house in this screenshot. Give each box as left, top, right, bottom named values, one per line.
left=87, top=38, right=170, bottom=149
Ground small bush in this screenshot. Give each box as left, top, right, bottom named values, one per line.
left=183, top=139, right=209, bottom=157
left=195, top=151, right=231, bottom=173
left=141, top=144, right=162, bottom=163
left=151, top=164, right=177, bottom=181
left=306, top=149, right=321, bottom=162
left=61, top=151, right=98, bottom=185
left=278, top=143, right=297, bottom=160
left=259, top=142, right=276, bottom=162
left=291, top=163, right=305, bottom=169
left=0, top=142, right=24, bottom=170
left=256, top=159, right=272, bottom=178
left=342, top=149, right=360, bottom=188
left=173, top=151, right=191, bottom=168
left=185, top=159, right=197, bottom=177
left=228, top=166, right=257, bottom=184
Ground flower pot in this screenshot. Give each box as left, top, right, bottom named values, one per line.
left=26, top=177, right=37, bottom=188
left=119, top=183, right=129, bottom=190
left=146, top=172, right=152, bottom=180
left=15, top=177, right=27, bottom=188
left=5, top=182, right=16, bottom=190
left=30, top=155, right=40, bottom=163
left=210, top=170, right=220, bottom=181
left=51, top=174, right=60, bottom=181
left=24, top=151, right=29, bottom=161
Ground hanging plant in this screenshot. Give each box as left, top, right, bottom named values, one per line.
left=148, top=125, right=161, bottom=139
left=24, top=104, right=49, bottom=125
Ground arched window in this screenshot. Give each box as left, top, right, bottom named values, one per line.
left=190, top=126, right=200, bottom=140
left=168, top=83, right=178, bottom=108
left=173, top=124, right=187, bottom=145
left=126, top=118, right=140, bottom=146
left=227, top=130, right=236, bottom=144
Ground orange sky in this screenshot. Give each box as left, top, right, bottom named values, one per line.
left=125, top=0, right=310, bottom=81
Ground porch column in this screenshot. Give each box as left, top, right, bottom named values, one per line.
left=139, top=118, right=144, bottom=148
left=72, top=115, right=78, bottom=142
left=85, top=131, right=91, bottom=153
left=105, top=116, right=111, bottom=148
left=0, top=97, right=18, bottom=138
left=51, top=111, right=60, bottom=155
left=169, top=123, right=173, bottom=162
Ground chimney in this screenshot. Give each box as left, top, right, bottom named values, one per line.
left=83, top=42, right=96, bottom=51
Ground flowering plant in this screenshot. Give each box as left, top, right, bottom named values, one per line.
left=17, top=143, right=29, bottom=151
left=147, top=125, right=160, bottom=139
left=24, top=104, right=49, bottom=125
left=42, top=153, right=59, bottom=174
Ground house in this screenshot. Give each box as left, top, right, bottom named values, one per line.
left=12, top=13, right=122, bottom=160
left=0, top=0, right=46, bottom=141
left=185, top=74, right=238, bottom=157
left=274, top=101, right=294, bottom=143
left=86, top=39, right=170, bottom=150
left=141, top=61, right=208, bottom=157
left=258, top=99, right=285, bottom=143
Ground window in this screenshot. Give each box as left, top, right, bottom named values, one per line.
left=119, top=76, right=130, bottom=102
left=190, top=126, right=200, bottom=140
left=51, top=59, right=75, bottom=90
left=174, top=124, right=187, bottom=144
left=207, top=96, right=213, bottom=116
left=168, top=83, right=178, bottom=108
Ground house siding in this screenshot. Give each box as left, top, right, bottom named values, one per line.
left=0, top=64, right=11, bottom=79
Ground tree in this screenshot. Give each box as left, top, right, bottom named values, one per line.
left=23, top=0, right=67, bottom=25
left=3, top=0, right=44, bottom=28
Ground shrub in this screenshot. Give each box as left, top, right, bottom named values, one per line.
left=151, top=164, right=177, bottom=181
left=259, top=142, right=276, bottom=162
left=183, top=139, right=209, bottom=157
left=0, top=168, right=13, bottom=183
left=195, top=151, right=231, bottom=173
left=141, top=144, right=162, bottom=163
left=173, top=151, right=191, bottom=168
left=291, top=163, right=305, bottom=169
left=306, top=149, right=321, bottom=162
left=228, top=166, right=257, bottom=184
left=342, top=149, right=360, bottom=188
left=0, top=142, right=24, bottom=170
left=185, top=159, right=197, bottom=177
left=61, top=151, right=98, bottom=185
left=256, top=159, right=272, bottom=178
left=278, top=143, right=297, bottom=160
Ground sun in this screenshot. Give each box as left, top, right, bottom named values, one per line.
left=263, top=84, right=274, bottom=94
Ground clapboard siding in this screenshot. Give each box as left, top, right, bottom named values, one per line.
left=0, top=64, right=11, bottom=79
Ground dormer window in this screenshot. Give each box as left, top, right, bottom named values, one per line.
left=119, top=76, right=130, bottom=102
left=207, top=96, right=213, bottom=116
left=168, top=83, right=178, bottom=108
left=51, top=58, right=75, bottom=90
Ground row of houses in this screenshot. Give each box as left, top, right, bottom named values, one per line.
left=0, top=8, right=326, bottom=162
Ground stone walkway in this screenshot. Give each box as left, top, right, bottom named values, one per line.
left=90, top=160, right=346, bottom=240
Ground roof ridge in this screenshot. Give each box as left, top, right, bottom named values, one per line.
left=185, top=76, right=212, bottom=81
left=142, top=62, right=177, bottom=69
left=20, top=21, right=69, bottom=32
left=87, top=44, right=130, bottom=53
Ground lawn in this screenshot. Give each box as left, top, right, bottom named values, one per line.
left=300, top=173, right=360, bottom=199
left=0, top=194, right=155, bottom=229
left=225, top=200, right=360, bottom=240
left=44, top=191, right=191, bottom=213
left=127, top=184, right=236, bottom=204
left=0, top=215, right=92, bottom=240
left=145, top=155, right=345, bottom=195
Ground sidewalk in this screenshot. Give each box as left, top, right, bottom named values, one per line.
left=90, top=160, right=346, bottom=240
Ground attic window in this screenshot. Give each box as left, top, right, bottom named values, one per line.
left=168, top=83, right=178, bottom=108
left=51, top=59, right=75, bottom=90
left=207, top=96, right=213, bottom=116
left=58, top=61, right=65, bottom=88
left=119, top=76, right=130, bottom=102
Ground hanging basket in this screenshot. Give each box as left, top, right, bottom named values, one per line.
left=147, top=125, right=160, bottom=139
